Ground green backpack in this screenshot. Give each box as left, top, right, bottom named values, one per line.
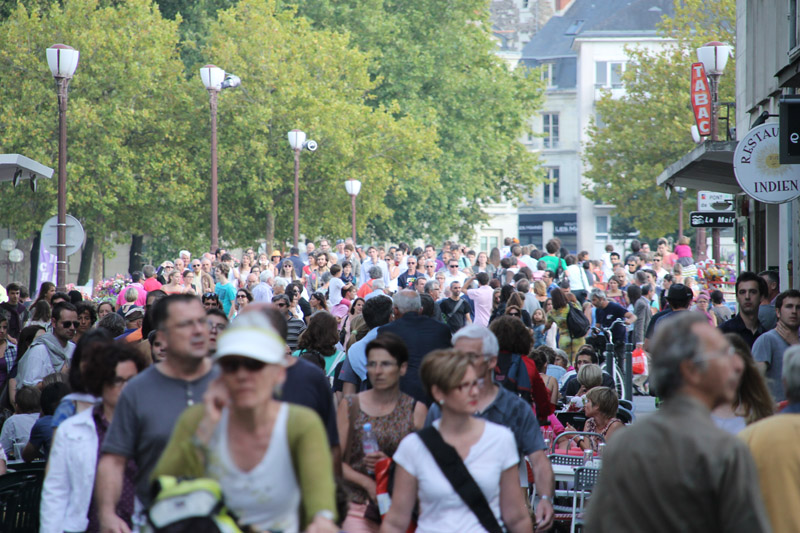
left=148, top=476, right=243, bottom=533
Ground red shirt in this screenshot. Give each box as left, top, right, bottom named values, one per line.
left=143, top=278, right=162, bottom=292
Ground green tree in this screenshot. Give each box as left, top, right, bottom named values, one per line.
left=0, top=0, right=204, bottom=280
left=200, top=0, right=438, bottom=248
left=583, top=0, right=735, bottom=239
left=290, top=0, right=546, bottom=241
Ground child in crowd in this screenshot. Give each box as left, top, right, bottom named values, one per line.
left=0, top=386, right=41, bottom=459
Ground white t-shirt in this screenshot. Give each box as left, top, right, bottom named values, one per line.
left=566, top=264, right=590, bottom=292
left=393, top=420, right=518, bottom=533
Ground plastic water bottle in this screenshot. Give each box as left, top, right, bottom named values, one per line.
left=583, top=448, right=593, bottom=467
left=362, top=423, right=380, bottom=473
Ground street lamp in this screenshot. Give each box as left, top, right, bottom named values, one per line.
left=200, top=64, right=240, bottom=253
left=675, top=186, right=686, bottom=238
left=287, top=130, right=317, bottom=248
left=344, top=179, right=362, bottom=245
left=46, top=44, right=80, bottom=292
left=697, top=41, right=731, bottom=262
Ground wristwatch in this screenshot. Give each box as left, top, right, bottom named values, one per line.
left=315, top=510, right=336, bottom=522
left=573, top=436, right=584, bottom=444
left=540, top=495, right=553, bottom=503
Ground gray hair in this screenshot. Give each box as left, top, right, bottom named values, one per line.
left=424, top=280, right=439, bottom=294
left=649, top=312, right=709, bottom=399
left=783, top=345, right=800, bottom=402
left=590, top=288, right=607, bottom=301
left=96, top=312, right=125, bottom=337
left=578, top=363, right=602, bottom=389
left=634, top=270, right=648, bottom=285
left=260, top=270, right=273, bottom=283
left=393, top=290, right=421, bottom=314
left=369, top=266, right=383, bottom=280
left=452, top=325, right=499, bottom=358
left=273, top=278, right=289, bottom=289
left=143, top=265, right=156, bottom=278
left=321, top=272, right=332, bottom=284
left=372, top=280, right=385, bottom=290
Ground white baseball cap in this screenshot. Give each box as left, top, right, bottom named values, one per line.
left=214, top=314, right=287, bottom=365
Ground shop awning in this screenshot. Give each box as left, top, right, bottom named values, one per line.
left=655, top=140, right=740, bottom=194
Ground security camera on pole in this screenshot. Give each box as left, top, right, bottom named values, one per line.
left=287, top=130, right=317, bottom=248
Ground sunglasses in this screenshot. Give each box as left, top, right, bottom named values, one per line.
left=60, top=321, right=80, bottom=328
left=219, top=357, right=267, bottom=373
left=275, top=302, right=288, bottom=308
left=508, top=313, right=520, bottom=317
left=192, top=263, right=201, bottom=268
left=237, top=294, right=248, bottom=299
left=449, top=265, right=459, bottom=268
left=203, top=293, right=219, bottom=300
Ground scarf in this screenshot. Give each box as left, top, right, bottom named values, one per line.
left=29, top=332, right=72, bottom=371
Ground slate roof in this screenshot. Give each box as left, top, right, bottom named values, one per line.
left=520, top=0, right=674, bottom=61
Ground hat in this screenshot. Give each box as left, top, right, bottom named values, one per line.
left=214, top=323, right=287, bottom=365
left=666, top=283, right=693, bottom=301
left=336, top=239, right=345, bottom=245
left=124, top=306, right=144, bottom=320
left=271, top=250, right=282, bottom=258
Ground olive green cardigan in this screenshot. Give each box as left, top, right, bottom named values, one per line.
left=151, top=403, right=337, bottom=527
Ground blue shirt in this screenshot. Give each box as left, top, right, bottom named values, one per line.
left=347, top=327, right=380, bottom=381
left=215, top=282, right=236, bottom=315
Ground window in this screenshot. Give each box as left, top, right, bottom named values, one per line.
left=595, top=61, right=625, bottom=88
left=596, top=215, right=609, bottom=236
left=480, top=236, right=498, bottom=253
left=544, top=167, right=560, bottom=204
left=522, top=0, right=529, bottom=8
left=564, top=20, right=585, bottom=35
left=540, top=62, right=557, bottom=88
left=543, top=113, right=559, bottom=148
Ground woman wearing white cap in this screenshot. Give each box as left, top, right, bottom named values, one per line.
left=152, top=314, right=339, bottom=533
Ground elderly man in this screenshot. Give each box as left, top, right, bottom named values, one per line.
left=585, top=312, right=770, bottom=532
left=740, top=345, right=800, bottom=533
left=424, top=325, right=554, bottom=532
left=252, top=270, right=274, bottom=303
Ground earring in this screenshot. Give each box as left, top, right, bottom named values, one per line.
left=438, top=399, right=444, bottom=406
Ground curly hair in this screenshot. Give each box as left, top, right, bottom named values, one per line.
left=489, top=315, right=532, bottom=355
left=82, top=340, right=147, bottom=397
left=297, top=311, right=339, bottom=356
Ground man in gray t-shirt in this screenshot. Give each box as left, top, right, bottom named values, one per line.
left=752, top=290, right=800, bottom=402
left=97, top=295, right=217, bottom=530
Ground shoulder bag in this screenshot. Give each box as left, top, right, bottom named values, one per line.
left=417, top=427, right=503, bottom=533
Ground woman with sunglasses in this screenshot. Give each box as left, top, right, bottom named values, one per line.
left=382, top=349, right=531, bottom=533
left=153, top=314, right=339, bottom=533
left=338, top=333, right=427, bottom=531
left=232, top=288, right=254, bottom=319
left=277, top=259, right=300, bottom=286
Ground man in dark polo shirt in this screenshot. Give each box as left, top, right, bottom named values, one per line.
left=719, top=271, right=766, bottom=349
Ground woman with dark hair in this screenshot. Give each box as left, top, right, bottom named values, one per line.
left=74, top=301, right=97, bottom=344
left=25, top=299, right=52, bottom=328
left=232, top=287, right=254, bottom=318
left=41, top=340, right=146, bottom=533
left=605, top=275, right=627, bottom=307
left=506, top=292, right=531, bottom=328
left=0, top=314, right=17, bottom=404
left=489, top=247, right=502, bottom=270
left=546, top=287, right=586, bottom=363
left=338, top=333, right=427, bottom=532
left=341, top=297, right=364, bottom=348
left=490, top=284, right=517, bottom=323
left=309, top=292, right=329, bottom=315
left=51, top=329, right=116, bottom=431
left=96, top=301, right=114, bottom=321
left=31, top=281, right=56, bottom=309
left=295, top=311, right=346, bottom=382
left=712, top=333, right=774, bottom=433
left=489, top=316, right=554, bottom=422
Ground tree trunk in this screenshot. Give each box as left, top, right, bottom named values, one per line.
left=77, top=234, right=94, bottom=285
left=28, top=231, right=40, bottom=296
left=92, top=242, right=104, bottom=290
left=129, top=234, right=144, bottom=274
left=266, top=212, right=275, bottom=254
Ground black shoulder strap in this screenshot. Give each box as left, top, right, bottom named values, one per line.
left=417, top=427, right=503, bottom=533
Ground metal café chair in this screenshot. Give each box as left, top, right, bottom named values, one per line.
left=570, top=466, right=602, bottom=533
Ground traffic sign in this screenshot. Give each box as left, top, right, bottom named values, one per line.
left=40, top=215, right=85, bottom=256
left=690, top=211, right=735, bottom=228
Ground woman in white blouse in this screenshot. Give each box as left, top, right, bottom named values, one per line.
left=381, top=349, right=531, bottom=533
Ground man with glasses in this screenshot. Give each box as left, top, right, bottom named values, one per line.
left=444, top=260, right=467, bottom=288
left=424, top=325, right=555, bottom=532
left=397, top=256, right=423, bottom=289
left=652, top=253, right=669, bottom=287
left=206, top=307, right=228, bottom=356
left=97, top=295, right=217, bottom=530
left=422, top=260, right=438, bottom=280
left=272, top=294, right=306, bottom=351
left=16, top=302, right=78, bottom=389
left=586, top=312, right=769, bottom=533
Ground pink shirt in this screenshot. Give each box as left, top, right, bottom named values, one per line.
left=115, top=282, right=147, bottom=307
left=467, top=285, right=494, bottom=327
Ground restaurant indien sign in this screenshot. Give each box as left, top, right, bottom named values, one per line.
left=733, top=123, right=800, bottom=204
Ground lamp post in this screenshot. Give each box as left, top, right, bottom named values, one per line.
left=344, top=179, right=362, bottom=245
left=675, top=186, right=686, bottom=238
left=697, top=41, right=732, bottom=263
left=287, top=130, right=317, bottom=248
left=200, top=65, right=240, bottom=253
left=46, top=44, right=79, bottom=292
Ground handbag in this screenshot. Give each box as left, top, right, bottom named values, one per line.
left=417, top=427, right=503, bottom=533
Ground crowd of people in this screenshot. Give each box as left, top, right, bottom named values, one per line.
left=0, top=233, right=797, bottom=532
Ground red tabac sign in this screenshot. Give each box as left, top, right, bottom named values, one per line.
left=691, top=62, right=712, bottom=136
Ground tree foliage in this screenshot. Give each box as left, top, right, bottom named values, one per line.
left=582, top=0, right=735, bottom=239
left=290, top=0, right=546, bottom=241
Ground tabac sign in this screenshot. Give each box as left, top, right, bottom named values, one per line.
left=733, top=123, right=800, bottom=204
left=691, top=63, right=712, bottom=136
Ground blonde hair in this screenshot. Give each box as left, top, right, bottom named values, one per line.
left=533, top=280, right=547, bottom=298
left=585, top=386, right=618, bottom=417
left=420, top=349, right=478, bottom=400
left=678, top=236, right=690, bottom=246
left=578, top=363, right=602, bottom=389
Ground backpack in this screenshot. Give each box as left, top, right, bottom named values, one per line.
left=566, top=302, right=590, bottom=338
left=148, top=476, right=243, bottom=533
